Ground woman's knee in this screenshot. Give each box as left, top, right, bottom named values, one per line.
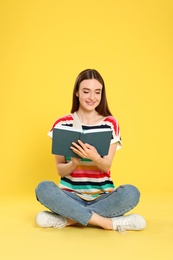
left=123, top=184, right=140, bottom=203
left=35, top=180, right=56, bottom=199
left=117, top=184, right=140, bottom=203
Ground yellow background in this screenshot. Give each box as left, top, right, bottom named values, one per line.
left=1, top=0, right=172, bottom=196
left=1, top=1, right=173, bottom=260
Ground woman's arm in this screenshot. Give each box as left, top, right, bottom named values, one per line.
left=92, top=143, right=117, bottom=172
left=55, top=140, right=117, bottom=176
left=71, top=140, right=118, bottom=172
left=54, top=155, right=80, bottom=177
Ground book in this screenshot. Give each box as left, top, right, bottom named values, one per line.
left=52, top=126, right=113, bottom=158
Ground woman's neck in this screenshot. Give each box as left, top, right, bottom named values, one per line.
left=75, top=109, right=104, bottom=125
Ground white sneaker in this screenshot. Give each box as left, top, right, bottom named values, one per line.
left=112, top=214, right=146, bottom=233
left=35, top=211, right=67, bottom=228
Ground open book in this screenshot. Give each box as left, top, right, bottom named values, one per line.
left=52, top=125, right=113, bottom=158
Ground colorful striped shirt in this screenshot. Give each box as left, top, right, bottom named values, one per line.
left=48, top=113, right=122, bottom=201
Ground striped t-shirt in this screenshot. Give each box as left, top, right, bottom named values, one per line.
left=48, top=113, right=122, bottom=201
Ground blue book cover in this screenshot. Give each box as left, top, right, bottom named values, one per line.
left=52, top=126, right=112, bottom=158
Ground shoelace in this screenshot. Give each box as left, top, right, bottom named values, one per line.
left=115, top=219, right=136, bottom=234
left=54, top=217, right=67, bottom=228
left=47, top=214, right=67, bottom=228
left=116, top=225, right=126, bottom=234
left=116, top=224, right=135, bottom=234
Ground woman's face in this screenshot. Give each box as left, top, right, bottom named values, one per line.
left=76, top=79, right=102, bottom=112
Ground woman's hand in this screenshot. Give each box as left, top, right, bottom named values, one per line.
left=55, top=154, right=80, bottom=177
left=71, top=157, right=81, bottom=166
left=71, top=141, right=118, bottom=172
left=70, top=140, right=100, bottom=161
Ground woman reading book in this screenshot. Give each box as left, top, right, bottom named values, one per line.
left=35, top=69, right=146, bottom=233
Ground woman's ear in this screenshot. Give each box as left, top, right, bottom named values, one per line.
left=76, top=92, right=79, bottom=97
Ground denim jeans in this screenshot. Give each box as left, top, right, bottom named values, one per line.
left=35, top=180, right=140, bottom=226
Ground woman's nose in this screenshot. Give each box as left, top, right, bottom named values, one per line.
left=89, top=92, right=94, bottom=100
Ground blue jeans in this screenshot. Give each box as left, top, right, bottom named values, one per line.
left=35, top=181, right=140, bottom=226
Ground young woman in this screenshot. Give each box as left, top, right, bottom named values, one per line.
left=35, top=69, right=146, bottom=233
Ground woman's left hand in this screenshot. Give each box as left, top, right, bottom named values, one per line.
left=70, top=140, right=100, bottom=161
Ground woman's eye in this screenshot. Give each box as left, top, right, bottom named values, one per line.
left=84, top=91, right=89, bottom=94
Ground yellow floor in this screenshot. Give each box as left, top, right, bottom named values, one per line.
left=1, top=192, right=173, bottom=260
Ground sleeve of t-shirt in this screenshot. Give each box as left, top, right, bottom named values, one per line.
left=47, top=114, right=73, bottom=138
left=105, top=116, right=122, bottom=151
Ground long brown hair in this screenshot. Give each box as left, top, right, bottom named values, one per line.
left=70, top=69, right=112, bottom=116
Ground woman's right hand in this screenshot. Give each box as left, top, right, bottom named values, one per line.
left=55, top=155, right=80, bottom=177
left=71, top=157, right=81, bottom=166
